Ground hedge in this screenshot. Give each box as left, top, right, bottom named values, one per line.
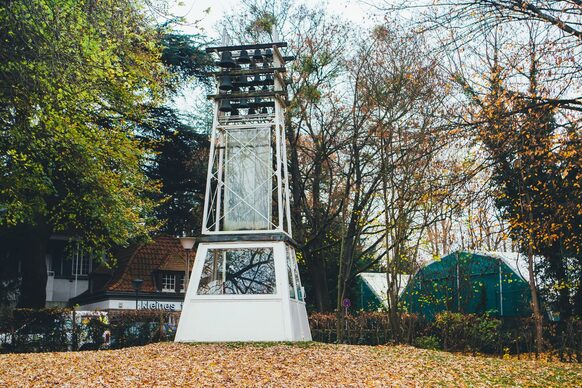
left=0, top=308, right=179, bottom=353
left=309, top=311, right=582, bottom=362
left=1, top=308, right=580, bottom=362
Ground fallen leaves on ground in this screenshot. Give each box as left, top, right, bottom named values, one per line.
left=0, top=342, right=580, bottom=387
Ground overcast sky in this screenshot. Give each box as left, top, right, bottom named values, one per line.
left=166, top=0, right=383, bottom=118
left=169, top=0, right=381, bottom=38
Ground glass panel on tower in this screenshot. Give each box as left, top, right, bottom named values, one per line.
left=224, top=127, right=272, bottom=230
left=197, top=248, right=276, bottom=295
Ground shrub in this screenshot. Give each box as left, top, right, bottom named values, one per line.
left=433, top=311, right=501, bottom=354
left=79, top=312, right=110, bottom=349
left=433, top=312, right=468, bottom=351
left=469, top=313, right=501, bottom=354
left=414, top=335, right=441, bottom=350
left=309, top=312, right=397, bottom=345
left=1, top=308, right=581, bottom=362
left=7, top=308, right=73, bottom=353
left=107, top=310, right=179, bottom=349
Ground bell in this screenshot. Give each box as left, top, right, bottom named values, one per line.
left=238, top=98, right=250, bottom=109
left=219, top=75, right=233, bottom=91
left=265, top=48, right=273, bottom=58
left=236, top=75, right=249, bottom=88
left=248, top=106, right=256, bottom=115
left=249, top=85, right=256, bottom=93
left=219, top=99, right=232, bottom=112
left=261, top=106, right=269, bottom=114
left=217, top=51, right=236, bottom=68
left=265, top=74, right=273, bottom=85
left=251, top=96, right=261, bottom=107
left=252, top=74, right=262, bottom=86
left=231, top=107, right=240, bottom=116
left=253, top=49, right=263, bottom=61
left=237, top=50, right=251, bottom=64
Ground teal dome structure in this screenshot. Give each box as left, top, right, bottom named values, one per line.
left=400, top=251, right=533, bottom=319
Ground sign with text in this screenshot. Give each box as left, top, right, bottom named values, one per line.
left=138, top=300, right=183, bottom=311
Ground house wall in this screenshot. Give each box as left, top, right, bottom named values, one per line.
left=45, top=237, right=95, bottom=305
left=46, top=276, right=89, bottom=304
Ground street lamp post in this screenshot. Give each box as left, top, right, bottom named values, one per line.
left=179, top=237, right=196, bottom=293
left=132, top=278, right=143, bottom=310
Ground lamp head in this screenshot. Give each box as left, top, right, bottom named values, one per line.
left=179, top=236, right=196, bottom=250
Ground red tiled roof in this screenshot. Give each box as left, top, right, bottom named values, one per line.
left=93, top=235, right=192, bottom=293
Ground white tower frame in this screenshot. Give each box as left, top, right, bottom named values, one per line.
left=175, top=40, right=311, bottom=342
left=201, top=47, right=292, bottom=236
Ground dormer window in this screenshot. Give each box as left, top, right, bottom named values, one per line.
left=161, top=273, right=176, bottom=293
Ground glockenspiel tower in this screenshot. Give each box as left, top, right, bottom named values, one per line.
left=175, top=33, right=311, bottom=342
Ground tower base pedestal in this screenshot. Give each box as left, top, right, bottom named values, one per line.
left=175, top=240, right=311, bottom=342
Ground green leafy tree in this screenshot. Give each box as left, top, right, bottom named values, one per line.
left=0, top=0, right=169, bottom=307
left=143, top=30, right=213, bottom=236
left=138, top=106, right=211, bottom=236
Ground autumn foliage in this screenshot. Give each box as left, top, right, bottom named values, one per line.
left=1, top=342, right=582, bottom=386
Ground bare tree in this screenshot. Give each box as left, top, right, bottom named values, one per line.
left=220, top=1, right=353, bottom=311
left=363, top=27, right=465, bottom=339
left=372, top=0, right=581, bottom=113
left=332, top=26, right=468, bottom=341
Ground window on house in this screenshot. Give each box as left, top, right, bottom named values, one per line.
left=46, top=255, right=54, bottom=276
left=72, top=251, right=91, bottom=276
left=197, top=248, right=276, bottom=295
left=179, top=274, right=186, bottom=293
left=162, top=274, right=176, bottom=292
left=48, top=239, right=97, bottom=277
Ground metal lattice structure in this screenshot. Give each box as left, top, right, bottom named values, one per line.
left=202, top=43, right=292, bottom=236
left=175, top=36, right=311, bottom=342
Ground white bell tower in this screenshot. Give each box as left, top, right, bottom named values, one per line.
left=175, top=36, right=312, bottom=342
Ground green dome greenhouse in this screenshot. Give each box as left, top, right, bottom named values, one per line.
left=400, top=251, right=534, bottom=319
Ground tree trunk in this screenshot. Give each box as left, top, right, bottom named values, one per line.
left=336, top=230, right=346, bottom=343
left=545, top=246, right=570, bottom=340
left=380, top=135, right=401, bottom=342
left=526, top=246, right=543, bottom=355
left=16, top=225, right=50, bottom=308
left=387, top=270, right=401, bottom=342
left=305, top=249, right=331, bottom=312
left=307, top=156, right=331, bottom=312
left=285, top=121, right=303, bottom=238
left=336, top=226, right=356, bottom=343
left=573, top=267, right=582, bottom=317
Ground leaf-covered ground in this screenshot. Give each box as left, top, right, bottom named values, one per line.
left=1, top=342, right=580, bottom=387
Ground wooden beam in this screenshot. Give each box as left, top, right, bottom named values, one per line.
left=206, top=42, right=287, bottom=53
left=208, top=90, right=287, bottom=100
left=205, top=67, right=287, bottom=77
